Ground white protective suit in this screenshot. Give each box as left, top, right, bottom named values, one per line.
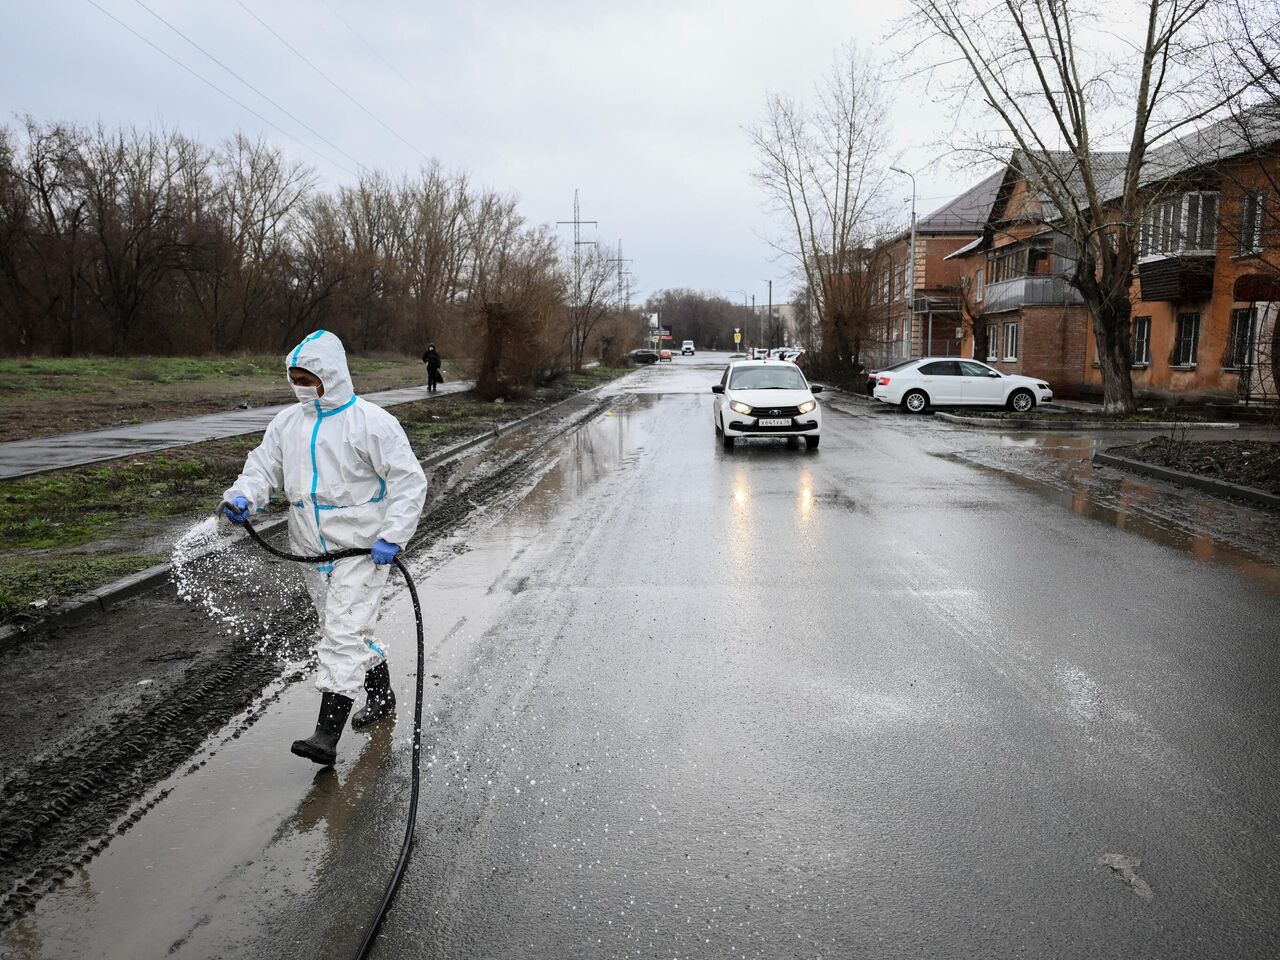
left=224, top=330, right=428, bottom=697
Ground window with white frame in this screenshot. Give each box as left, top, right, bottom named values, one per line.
left=1003, top=322, right=1019, bottom=361
left=1131, top=315, right=1151, bottom=365
left=1224, top=308, right=1254, bottom=369
left=985, top=323, right=998, bottom=360
left=1171, top=312, right=1200, bottom=367
left=973, top=267, right=985, bottom=302
left=1239, top=193, right=1264, bottom=253
left=1139, top=192, right=1219, bottom=256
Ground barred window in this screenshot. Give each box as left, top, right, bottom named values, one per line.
left=1224, top=308, right=1254, bottom=369
left=1171, top=312, right=1200, bottom=367
left=1131, top=316, right=1151, bottom=365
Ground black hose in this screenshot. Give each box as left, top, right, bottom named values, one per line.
left=239, top=518, right=424, bottom=960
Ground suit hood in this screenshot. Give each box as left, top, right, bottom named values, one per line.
left=285, top=330, right=355, bottom=410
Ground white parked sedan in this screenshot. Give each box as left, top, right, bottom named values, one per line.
left=872, top=358, right=1053, bottom=413
left=711, top=359, right=823, bottom=449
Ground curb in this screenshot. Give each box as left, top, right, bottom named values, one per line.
left=1091, top=451, right=1280, bottom=509
left=0, top=384, right=616, bottom=648
left=934, top=411, right=1241, bottom=431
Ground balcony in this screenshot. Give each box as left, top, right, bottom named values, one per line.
left=981, top=275, right=1084, bottom=314
left=1137, top=254, right=1214, bottom=302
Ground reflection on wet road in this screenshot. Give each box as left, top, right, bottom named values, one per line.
left=7, top=353, right=1280, bottom=959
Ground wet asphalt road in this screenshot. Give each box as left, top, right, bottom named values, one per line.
left=7, top=353, right=1280, bottom=959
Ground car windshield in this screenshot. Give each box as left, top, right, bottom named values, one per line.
left=729, top=365, right=808, bottom=390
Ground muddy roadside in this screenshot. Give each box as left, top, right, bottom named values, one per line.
left=0, top=383, right=623, bottom=929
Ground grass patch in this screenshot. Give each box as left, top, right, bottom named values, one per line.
left=0, top=354, right=431, bottom=393
left=0, top=366, right=630, bottom=625
left=0, top=353, right=439, bottom=442
left=0, top=553, right=165, bottom=621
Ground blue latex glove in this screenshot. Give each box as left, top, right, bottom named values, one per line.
left=371, top=539, right=401, bottom=566
left=222, top=496, right=251, bottom=524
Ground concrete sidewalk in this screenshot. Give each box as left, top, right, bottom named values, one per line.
left=0, top=380, right=473, bottom=480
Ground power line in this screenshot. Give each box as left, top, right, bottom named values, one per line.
left=316, top=0, right=485, bottom=156
left=85, top=0, right=359, bottom=178
left=128, top=0, right=368, bottom=174
left=233, top=0, right=432, bottom=164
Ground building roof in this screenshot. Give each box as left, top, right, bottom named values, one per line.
left=916, top=169, right=1005, bottom=234
left=1007, top=106, right=1280, bottom=218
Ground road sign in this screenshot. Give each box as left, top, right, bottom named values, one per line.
left=733, top=331, right=742, bottom=344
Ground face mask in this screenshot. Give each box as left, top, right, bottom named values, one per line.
left=292, top=384, right=320, bottom=402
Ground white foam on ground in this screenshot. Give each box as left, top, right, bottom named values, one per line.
left=171, top=517, right=312, bottom=653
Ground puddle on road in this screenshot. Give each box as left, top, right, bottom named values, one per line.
left=0, top=402, right=648, bottom=960
left=939, top=430, right=1280, bottom=594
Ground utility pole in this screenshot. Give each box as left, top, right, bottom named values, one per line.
left=606, top=239, right=633, bottom=310
left=556, top=189, right=598, bottom=367
left=767, top=279, right=773, bottom=349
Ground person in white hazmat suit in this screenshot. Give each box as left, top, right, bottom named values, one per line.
left=219, top=330, right=427, bottom=765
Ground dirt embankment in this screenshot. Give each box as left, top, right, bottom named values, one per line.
left=1109, top=437, right=1280, bottom=495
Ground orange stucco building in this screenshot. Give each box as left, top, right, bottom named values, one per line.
left=947, top=114, right=1279, bottom=403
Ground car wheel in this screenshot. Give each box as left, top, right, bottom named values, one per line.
left=722, top=431, right=735, bottom=450
left=715, top=417, right=723, bottom=435
left=786, top=436, right=800, bottom=449
left=902, top=389, right=929, bottom=414
left=1008, top=388, right=1035, bottom=413
left=805, top=435, right=820, bottom=450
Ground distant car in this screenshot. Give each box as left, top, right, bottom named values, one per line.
left=630, top=349, right=659, bottom=365
left=865, top=358, right=916, bottom=396
left=659, top=349, right=673, bottom=362
left=749, top=347, right=770, bottom=360
left=681, top=340, right=695, bottom=356
left=711, top=359, right=823, bottom=450
left=872, top=358, right=1053, bottom=413
left=770, top=347, right=804, bottom=363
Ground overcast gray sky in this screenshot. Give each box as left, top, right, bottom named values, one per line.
left=2, top=0, right=991, bottom=304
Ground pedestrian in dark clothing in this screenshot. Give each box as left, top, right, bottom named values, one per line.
left=421, top=344, right=443, bottom=393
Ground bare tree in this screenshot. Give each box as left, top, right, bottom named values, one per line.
left=749, top=46, right=893, bottom=375
left=561, top=243, right=617, bottom=371
left=906, top=0, right=1255, bottom=412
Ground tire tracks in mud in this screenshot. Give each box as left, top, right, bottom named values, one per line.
left=0, top=398, right=611, bottom=929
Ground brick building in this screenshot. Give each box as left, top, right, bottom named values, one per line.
left=865, top=171, right=1002, bottom=368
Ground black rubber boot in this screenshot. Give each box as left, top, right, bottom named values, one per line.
left=290, top=692, right=355, bottom=765
left=351, top=660, right=396, bottom=729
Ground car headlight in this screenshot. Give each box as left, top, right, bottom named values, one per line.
left=797, top=399, right=817, bottom=414
left=729, top=400, right=753, bottom=415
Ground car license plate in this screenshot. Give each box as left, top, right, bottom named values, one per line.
left=758, top=418, right=791, bottom=427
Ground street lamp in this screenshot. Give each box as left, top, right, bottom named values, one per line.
left=890, top=166, right=917, bottom=357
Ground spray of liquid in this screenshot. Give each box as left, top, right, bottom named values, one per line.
left=171, top=516, right=314, bottom=656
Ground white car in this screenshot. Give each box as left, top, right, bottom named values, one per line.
left=711, top=359, right=823, bottom=450
left=681, top=340, right=695, bottom=355
left=872, top=358, right=1053, bottom=413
